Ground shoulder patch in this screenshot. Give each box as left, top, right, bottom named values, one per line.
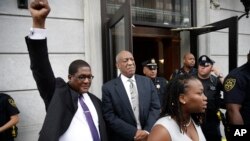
left=8, top=98, right=17, bottom=107
left=224, top=78, right=236, bottom=92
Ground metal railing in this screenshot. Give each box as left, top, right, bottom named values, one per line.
left=107, top=3, right=191, bottom=27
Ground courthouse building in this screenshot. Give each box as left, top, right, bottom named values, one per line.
left=0, top=0, right=249, bottom=140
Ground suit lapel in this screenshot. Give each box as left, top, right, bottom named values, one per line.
left=114, top=77, right=135, bottom=118
left=68, top=86, right=79, bottom=112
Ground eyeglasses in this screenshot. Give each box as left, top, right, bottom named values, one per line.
left=73, top=75, right=94, bottom=81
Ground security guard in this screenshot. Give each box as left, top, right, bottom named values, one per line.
left=170, top=52, right=197, bottom=80
left=142, top=58, right=168, bottom=107
left=223, top=51, right=250, bottom=140
left=0, top=93, right=20, bottom=141
left=196, top=55, right=225, bottom=141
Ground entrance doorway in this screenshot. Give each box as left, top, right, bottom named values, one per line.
left=132, top=26, right=180, bottom=80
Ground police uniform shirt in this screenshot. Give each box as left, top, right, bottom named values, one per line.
left=198, top=76, right=223, bottom=118
left=198, top=75, right=223, bottom=141
left=153, top=77, right=168, bottom=107
left=0, top=93, right=20, bottom=140
left=223, top=62, right=250, bottom=124
left=171, top=67, right=197, bottom=79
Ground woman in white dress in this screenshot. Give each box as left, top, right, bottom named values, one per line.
left=147, top=74, right=208, bottom=141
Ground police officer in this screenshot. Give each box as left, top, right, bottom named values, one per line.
left=142, top=58, right=168, bottom=107
left=170, top=52, right=197, bottom=80
left=223, top=51, right=250, bottom=140
left=196, top=55, right=225, bottom=141
left=0, top=93, right=20, bottom=141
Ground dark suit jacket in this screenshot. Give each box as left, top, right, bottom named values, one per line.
left=25, top=37, right=108, bottom=141
left=102, top=75, right=161, bottom=141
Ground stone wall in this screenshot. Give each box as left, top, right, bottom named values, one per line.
left=0, top=0, right=102, bottom=140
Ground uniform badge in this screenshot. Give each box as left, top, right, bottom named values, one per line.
left=202, top=56, right=207, bottom=61
left=156, top=84, right=160, bottom=89
left=224, top=78, right=236, bottom=92
left=8, top=98, right=17, bottom=107
left=151, top=59, right=156, bottom=63
left=210, top=86, right=216, bottom=91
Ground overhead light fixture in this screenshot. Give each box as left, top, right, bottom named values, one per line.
left=159, top=59, right=164, bottom=64
left=210, top=0, right=220, bottom=9
left=163, top=22, right=169, bottom=25
left=182, top=18, right=190, bottom=27
left=171, top=25, right=214, bottom=32
left=17, top=0, right=28, bottom=9
left=239, top=0, right=250, bottom=19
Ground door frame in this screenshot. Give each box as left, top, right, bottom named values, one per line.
left=108, top=1, right=133, bottom=52
left=190, top=16, right=238, bottom=71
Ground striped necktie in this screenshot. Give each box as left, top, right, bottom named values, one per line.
left=128, top=78, right=141, bottom=129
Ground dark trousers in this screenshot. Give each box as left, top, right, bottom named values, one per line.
left=202, top=120, right=222, bottom=141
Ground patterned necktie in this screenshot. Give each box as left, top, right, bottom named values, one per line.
left=128, top=78, right=141, bottom=129
left=79, top=95, right=100, bottom=141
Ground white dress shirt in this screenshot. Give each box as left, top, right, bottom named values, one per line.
left=59, top=94, right=100, bottom=141
left=29, top=28, right=46, bottom=39
left=120, top=74, right=137, bottom=107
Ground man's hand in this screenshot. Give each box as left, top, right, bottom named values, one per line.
left=211, top=66, right=222, bottom=76
left=0, top=115, right=19, bottom=133
left=212, top=65, right=224, bottom=83
left=29, top=0, right=50, bottom=28
left=134, top=130, right=149, bottom=141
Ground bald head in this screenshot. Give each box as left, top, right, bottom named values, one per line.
left=183, top=52, right=195, bottom=68
left=116, top=51, right=132, bottom=63
left=183, top=53, right=194, bottom=59
left=116, top=50, right=136, bottom=78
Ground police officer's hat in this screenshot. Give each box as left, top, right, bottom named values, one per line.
left=142, top=58, right=158, bottom=70
left=198, top=55, right=215, bottom=66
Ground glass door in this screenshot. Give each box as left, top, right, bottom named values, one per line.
left=106, top=0, right=133, bottom=80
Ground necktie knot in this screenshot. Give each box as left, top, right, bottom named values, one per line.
left=79, top=94, right=84, bottom=99
left=128, top=79, right=135, bottom=95
left=128, top=78, right=133, bottom=83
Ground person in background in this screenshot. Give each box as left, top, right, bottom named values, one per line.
left=170, top=52, right=197, bottom=80
left=196, top=55, right=225, bottom=141
left=141, top=58, right=168, bottom=107
left=223, top=51, right=250, bottom=140
left=102, top=50, right=161, bottom=141
left=0, top=93, right=20, bottom=141
left=25, top=0, right=108, bottom=141
left=147, top=74, right=207, bottom=141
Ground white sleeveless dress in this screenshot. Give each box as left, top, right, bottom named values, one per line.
left=154, top=116, right=206, bottom=141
